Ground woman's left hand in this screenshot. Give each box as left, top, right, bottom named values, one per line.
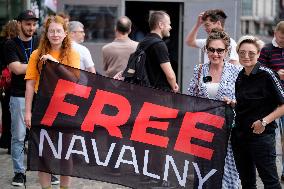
left=40, top=54, right=59, bottom=63
left=251, top=120, right=265, bottom=134
left=223, top=96, right=236, bottom=108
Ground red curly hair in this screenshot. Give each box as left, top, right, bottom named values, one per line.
left=36, top=15, right=72, bottom=73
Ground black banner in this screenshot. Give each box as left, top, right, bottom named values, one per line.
left=27, top=61, right=232, bottom=189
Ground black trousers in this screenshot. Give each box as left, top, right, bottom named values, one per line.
left=0, top=91, right=11, bottom=150
left=231, top=131, right=281, bottom=189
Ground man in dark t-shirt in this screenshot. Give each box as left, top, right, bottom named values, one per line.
left=5, top=10, right=39, bottom=186
left=142, top=11, right=179, bottom=92
left=137, top=11, right=178, bottom=188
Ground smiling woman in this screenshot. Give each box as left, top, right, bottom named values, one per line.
left=232, top=35, right=283, bottom=189
left=188, top=29, right=242, bottom=189
left=236, top=35, right=263, bottom=74
left=24, top=15, right=80, bottom=189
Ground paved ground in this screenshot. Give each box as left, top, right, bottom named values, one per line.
left=0, top=146, right=284, bottom=189
left=0, top=117, right=284, bottom=189
left=0, top=149, right=129, bottom=189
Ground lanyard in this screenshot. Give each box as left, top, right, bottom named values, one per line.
left=17, top=36, right=33, bottom=63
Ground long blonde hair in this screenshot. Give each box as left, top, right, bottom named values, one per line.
left=36, top=15, right=72, bottom=73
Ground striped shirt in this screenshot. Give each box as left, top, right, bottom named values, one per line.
left=258, top=40, right=284, bottom=85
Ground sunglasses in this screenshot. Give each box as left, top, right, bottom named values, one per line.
left=207, top=47, right=226, bottom=55
left=238, top=51, right=257, bottom=59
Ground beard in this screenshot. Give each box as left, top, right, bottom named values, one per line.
left=162, top=30, right=170, bottom=38
left=21, top=25, right=34, bottom=38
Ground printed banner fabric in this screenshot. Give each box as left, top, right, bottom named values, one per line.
left=27, top=61, right=232, bottom=189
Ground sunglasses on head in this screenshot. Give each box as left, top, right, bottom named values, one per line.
left=207, top=47, right=226, bottom=55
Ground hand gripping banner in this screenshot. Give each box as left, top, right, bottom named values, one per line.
left=27, top=60, right=233, bottom=189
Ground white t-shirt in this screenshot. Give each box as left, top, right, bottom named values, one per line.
left=195, top=38, right=238, bottom=64
left=72, top=41, right=95, bottom=70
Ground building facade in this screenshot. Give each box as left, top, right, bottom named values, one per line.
left=241, top=0, right=277, bottom=35
left=0, top=0, right=241, bottom=93
left=58, top=0, right=241, bottom=93
left=0, top=0, right=41, bottom=27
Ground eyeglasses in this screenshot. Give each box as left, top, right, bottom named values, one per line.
left=73, top=31, right=85, bottom=34
left=48, top=29, right=65, bottom=35
left=207, top=47, right=226, bottom=55
left=238, top=51, right=257, bottom=59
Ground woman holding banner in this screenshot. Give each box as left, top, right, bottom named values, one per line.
left=230, top=35, right=283, bottom=188
left=24, top=15, right=80, bottom=189
left=188, top=29, right=241, bottom=189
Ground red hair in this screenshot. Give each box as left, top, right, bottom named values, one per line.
left=36, top=15, right=72, bottom=73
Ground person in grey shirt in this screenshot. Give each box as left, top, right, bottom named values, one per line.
left=69, top=21, right=96, bottom=73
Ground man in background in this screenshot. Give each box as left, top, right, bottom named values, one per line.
left=101, top=16, right=138, bottom=176
left=143, top=11, right=178, bottom=93
left=258, top=20, right=284, bottom=181
left=102, top=16, right=138, bottom=78
left=137, top=11, right=178, bottom=189
left=5, top=10, right=40, bottom=186
left=185, top=9, right=238, bottom=65
left=69, top=21, right=96, bottom=73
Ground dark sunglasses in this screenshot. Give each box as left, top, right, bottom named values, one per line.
left=207, top=47, right=226, bottom=55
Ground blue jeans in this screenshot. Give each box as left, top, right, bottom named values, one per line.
left=10, top=96, right=26, bottom=174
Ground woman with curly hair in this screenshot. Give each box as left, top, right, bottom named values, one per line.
left=188, top=29, right=241, bottom=189
left=0, top=19, right=18, bottom=38
left=24, top=15, right=80, bottom=189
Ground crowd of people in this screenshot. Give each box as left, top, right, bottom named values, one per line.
left=0, top=7, right=283, bottom=189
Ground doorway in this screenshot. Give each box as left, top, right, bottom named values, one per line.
left=125, top=1, right=184, bottom=88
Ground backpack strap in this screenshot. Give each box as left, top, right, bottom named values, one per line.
left=13, top=37, right=30, bottom=63
left=200, top=47, right=205, bottom=64
left=138, top=37, right=163, bottom=51
left=12, top=36, right=39, bottom=63
left=139, top=37, right=164, bottom=88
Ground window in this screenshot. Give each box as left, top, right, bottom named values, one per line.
left=242, top=0, right=253, bottom=16
left=65, top=5, right=118, bottom=42
left=0, top=0, right=32, bottom=29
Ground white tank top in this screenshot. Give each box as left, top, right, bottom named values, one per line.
left=205, top=82, right=220, bottom=99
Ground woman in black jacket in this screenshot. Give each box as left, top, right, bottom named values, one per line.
left=230, top=35, right=284, bottom=189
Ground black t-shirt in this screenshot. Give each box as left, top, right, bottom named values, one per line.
left=5, top=36, right=39, bottom=97
left=142, top=33, right=171, bottom=91
left=234, top=62, right=284, bottom=135
left=0, top=37, right=7, bottom=70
